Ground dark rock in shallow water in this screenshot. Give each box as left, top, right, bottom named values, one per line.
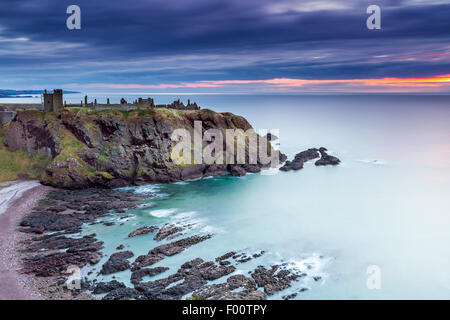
left=279, top=160, right=303, bottom=171
left=20, top=233, right=99, bottom=253
left=20, top=212, right=83, bottom=233
left=20, top=234, right=104, bottom=277
left=131, top=235, right=212, bottom=271
left=154, top=224, right=183, bottom=241
left=103, top=288, right=143, bottom=300
left=181, top=257, right=204, bottom=269
left=281, top=147, right=341, bottom=170
left=279, top=148, right=320, bottom=172
left=17, top=188, right=155, bottom=298
left=294, top=148, right=320, bottom=162
left=251, top=265, right=302, bottom=295
left=93, top=280, right=126, bottom=294
left=19, top=189, right=148, bottom=234
left=283, top=293, right=297, bottom=300
left=89, top=256, right=101, bottom=265
left=193, top=274, right=266, bottom=300
left=128, top=226, right=158, bottom=238
left=152, top=235, right=212, bottom=257
left=315, top=147, right=341, bottom=166
left=215, top=251, right=236, bottom=262
left=135, top=257, right=235, bottom=300
left=131, top=253, right=165, bottom=271
left=22, top=250, right=101, bottom=277
left=100, top=251, right=134, bottom=275
left=235, top=253, right=253, bottom=263
left=130, top=267, right=169, bottom=285
left=253, top=250, right=265, bottom=258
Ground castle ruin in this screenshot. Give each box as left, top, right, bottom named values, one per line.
left=0, top=89, right=202, bottom=124
left=43, top=89, right=63, bottom=112
left=43, top=90, right=201, bottom=112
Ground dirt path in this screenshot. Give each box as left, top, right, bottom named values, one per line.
left=0, top=180, right=52, bottom=300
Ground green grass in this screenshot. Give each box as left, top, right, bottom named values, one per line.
left=53, top=126, right=96, bottom=175
left=0, top=134, right=51, bottom=182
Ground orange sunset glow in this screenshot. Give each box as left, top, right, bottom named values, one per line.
left=86, top=74, right=450, bottom=91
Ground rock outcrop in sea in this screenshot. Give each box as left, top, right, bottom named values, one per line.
left=315, top=147, right=341, bottom=166
left=280, top=147, right=340, bottom=171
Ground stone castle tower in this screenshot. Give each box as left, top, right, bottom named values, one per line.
left=52, top=89, right=63, bottom=111
left=43, top=90, right=53, bottom=112
left=43, top=89, right=64, bottom=112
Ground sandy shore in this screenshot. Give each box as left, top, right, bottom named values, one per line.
left=0, top=180, right=52, bottom=300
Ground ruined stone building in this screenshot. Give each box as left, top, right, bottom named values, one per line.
left=0, top=89, right=202, bottom=120
left=43, top=89, right=63, bottom=112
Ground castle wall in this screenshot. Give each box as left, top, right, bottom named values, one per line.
left=52, top=89, right=63, bottom=111
left=43, top=93, right=53, bottom=112
left=94, top=104, right=139, bottom=111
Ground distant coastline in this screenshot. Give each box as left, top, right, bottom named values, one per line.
left=0, top=89, right=79, bottom=99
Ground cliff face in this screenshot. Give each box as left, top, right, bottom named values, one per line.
left=2, top=108, right=278, bottom=189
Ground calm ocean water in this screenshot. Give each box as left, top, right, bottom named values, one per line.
left=6, top=94, right=450, bottom=299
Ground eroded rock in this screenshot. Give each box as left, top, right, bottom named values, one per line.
left=251, top=265, right=303, bottom=295
left=193, top=274, right=266, bottom=300
left=128, top=226, right=158, bottom=238
left=280, top=148, right=319, bottom=172
left=315, top=147, right=341, bottom=166
left=131, top=235, right=212, bottom=271
left=93, top=280, right=126, bottom=294
left=130, top=267, right=169, bottom=285
left=103, top=288, right=143, bottom=300
left=154, top=225, right=183, bottom=241
left=100, top=251, right=134, bottom=275
left=135, top=258, right=236, bottom=300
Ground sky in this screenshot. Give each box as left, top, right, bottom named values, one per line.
left=0, top=0, right=449, bottom=93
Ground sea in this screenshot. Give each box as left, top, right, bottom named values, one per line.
left=4, top=93, right=450, bottom=299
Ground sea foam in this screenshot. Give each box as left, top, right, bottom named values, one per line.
left=149, top=208, right=178, bottom=217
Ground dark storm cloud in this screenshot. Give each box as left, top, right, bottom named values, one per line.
left=0, top=0, right=449, bottom=90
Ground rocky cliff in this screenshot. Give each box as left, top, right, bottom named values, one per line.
left=1, top=108, right=280, bottom=189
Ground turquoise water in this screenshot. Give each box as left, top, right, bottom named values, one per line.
left=5, top=94, right=450, bottom=299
